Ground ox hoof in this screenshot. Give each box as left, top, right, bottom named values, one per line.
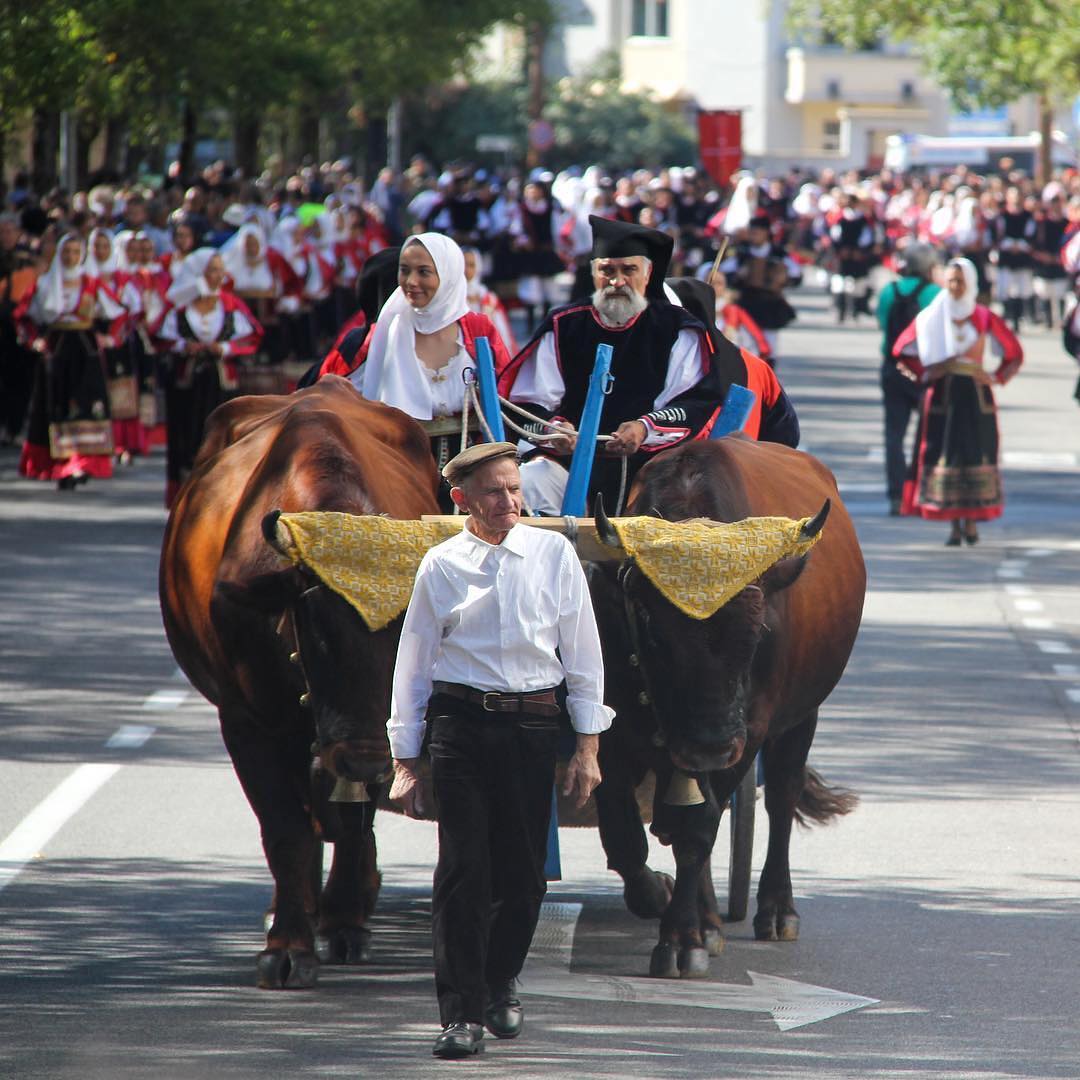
left=256, top=947, right=319, bottom=990
left=648, top=943, right=680, bottom=979
left=753, top=913, right=778, bottom=941
left=703, top=928, right=725, bottom=957
left=678, top=946, right=710, bottom=978
left=317, top=926, right=372, bottom=965
left=777, top=914, right=800, bottom=942
left=624, top=869, right=675, bottom=920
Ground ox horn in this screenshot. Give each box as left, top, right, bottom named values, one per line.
left=800, top=498, right=831, bottom=539
left=593, top=494, right=624, bottom=549
left=262, top=509, right=289, bottom=555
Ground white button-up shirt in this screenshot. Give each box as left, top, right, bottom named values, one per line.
left=387, top=521, right=615, bottom=759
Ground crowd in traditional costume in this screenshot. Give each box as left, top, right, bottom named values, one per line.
left=3, top=156, right=1077, bottom=522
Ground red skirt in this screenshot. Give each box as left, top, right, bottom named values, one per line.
left=902, top=372, right=1003, bottom=521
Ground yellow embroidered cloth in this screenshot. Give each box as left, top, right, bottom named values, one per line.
left=611, top=514, right=822, bottom=619
left=275, top=512, right=462, bottom=630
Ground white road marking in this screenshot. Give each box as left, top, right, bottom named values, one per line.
left=105, top=725, right=156, bottom=749
left=1001, top=451, right=1078, bottom=469
left=1025, top=549, right=1055, bottom=558
left=1005, top=585, right=1033, bottom=596
left=996, top=568, right=1026, bottom=579
left=999, top=560, right=1030, bottom=571
left=142, top=688, right=189, bottom=711
left=1067, top=689, right=1080, bottom=705
left=1022, top=618, right=1055, bottom=631
left=837, top=482, right=884, bottom=494
left=866, top=450, right=1078, bottom=470
left=526, top=902, right=878, bottom=1031
left=1036, top=640, right=1072, bottom=655
left=0, top=764, right=120, bottom=893
left=1052, top=664, right=1080, bottom=677
left=1014, top=599, right=1044, bottom=612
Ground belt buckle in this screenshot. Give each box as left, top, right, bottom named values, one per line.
left=481, top=691, right=502, bottom=712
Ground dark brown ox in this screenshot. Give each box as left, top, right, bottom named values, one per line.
left=586, top=436, right=865, bottom=978
left=159, top=376, right=439, bottom=988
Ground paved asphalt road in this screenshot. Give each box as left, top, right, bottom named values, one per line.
left=2, top=284, right=1080, bottom=1079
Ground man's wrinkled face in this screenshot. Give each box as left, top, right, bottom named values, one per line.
left=591, top=256, right=651, bottom=298
left=591, top=256, right=651, bottom=328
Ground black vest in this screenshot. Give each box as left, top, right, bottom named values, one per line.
left=539, top=301, right=703, bottom=432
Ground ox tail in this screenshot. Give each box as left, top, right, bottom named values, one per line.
left=795, top=767, right=858, bottom=827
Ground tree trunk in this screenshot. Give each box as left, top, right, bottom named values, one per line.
left=75, top=116, right=98, bottom=190
left=1036, top=93, right=1053, bottom=188
left=365, top=114, right=388, bottom=186
left=233, top=108, right=262, bottom=179
left=178, top=101, right=198, bottom=184
left=297, top=104, right=321, bottom=165
left=525, top=20, right=548, bottom=170
left=104, top=117, right=128, bottom=178
left=30, top=108, right=60, bottom=194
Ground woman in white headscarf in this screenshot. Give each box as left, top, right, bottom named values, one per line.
left=461, top=246, right=517, bottom=354
left=86, top=227, right=149, bottom=462
left=15, top=233, right=127, bottom=488
left=156, top=248, right=263, bottom=507
left=221, top=222, right=290, bottom=378
left=349, top=233, right=512, bottom=487
left=892, top=257, right=1022, bottom=544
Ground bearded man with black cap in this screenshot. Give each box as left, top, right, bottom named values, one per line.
left=496, top=215, right=714, bottom=514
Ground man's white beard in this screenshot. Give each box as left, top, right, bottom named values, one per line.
left=592, top=286, right=648, bottom=328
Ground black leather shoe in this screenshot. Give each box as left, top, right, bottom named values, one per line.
left=485, top=982, right=524, bottom=1039
left=433, top=1022, right=483, bottom=1058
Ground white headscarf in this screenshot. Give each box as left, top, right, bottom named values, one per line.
left=166, top=247, right=221, bottom=307
left=353, top=233, right=468, bottom=419
left=915, top=257, right=980, bottom=365
left=723, top=176, right=758, bottom=235
left=222, top=223, right=274, bottom=293
left=270, top=217, right=306, bottom=277
left=113, top=229, right=139, bottom=273
left=30, top=235, right=87, bottom=325
left=85, top=227, right=118, bottom=278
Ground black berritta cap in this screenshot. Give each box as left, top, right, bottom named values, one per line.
left=589, top=215, right=673, bottom=298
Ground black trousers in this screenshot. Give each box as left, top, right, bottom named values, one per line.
left=428, top=696, right=558, bottom=1025
left=881, top=361, right=922, bottom=502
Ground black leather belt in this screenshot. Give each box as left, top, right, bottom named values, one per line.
left=432, top=681, right=561, bottom=717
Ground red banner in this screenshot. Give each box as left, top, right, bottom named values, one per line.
left=698, top=110, right=742, bottom=188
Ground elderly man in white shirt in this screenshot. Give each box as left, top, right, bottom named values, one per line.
left=388, top=440, right=613, bottom=1060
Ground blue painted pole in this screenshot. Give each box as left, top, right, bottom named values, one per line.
left=560, top=343, right=614, bottom=516
left=709, top=383, right=757, bottom=439
left=544, top=787, right=562, bottom=881
left=473, top=336, right=505, bottom=442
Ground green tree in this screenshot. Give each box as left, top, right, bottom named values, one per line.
left=543, top=60, right=696, bottom=172
left=787, top=0, right=1080, bottom=181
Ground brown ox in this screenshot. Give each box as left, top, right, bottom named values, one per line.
left=587, top=437, right=865, bottom=977
left=159, top=376, right=439, bottom=988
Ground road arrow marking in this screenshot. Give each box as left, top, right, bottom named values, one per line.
left=526, top=902, right=878, bottom=1031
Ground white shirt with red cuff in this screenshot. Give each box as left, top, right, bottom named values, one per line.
left=508, top=325, right=706, bottom=446
left=387, top=520, right=614, bottom=760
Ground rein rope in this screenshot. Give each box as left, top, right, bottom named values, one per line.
left=460, top=369, right=629, bottom=515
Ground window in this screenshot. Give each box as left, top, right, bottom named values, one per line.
left=823, top=120, right=841, bottom=152
left=631, top=0, right=669, bottom=38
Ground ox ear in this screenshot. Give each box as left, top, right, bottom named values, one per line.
left=212, top=568, right=304, bottom=615
left=758, top=554, right=808, bottom=596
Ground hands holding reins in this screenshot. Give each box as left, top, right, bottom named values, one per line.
left=544, top=419, right=647, bottom=457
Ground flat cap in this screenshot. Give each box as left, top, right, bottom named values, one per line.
left=442, top=441, right=519, bottom=486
